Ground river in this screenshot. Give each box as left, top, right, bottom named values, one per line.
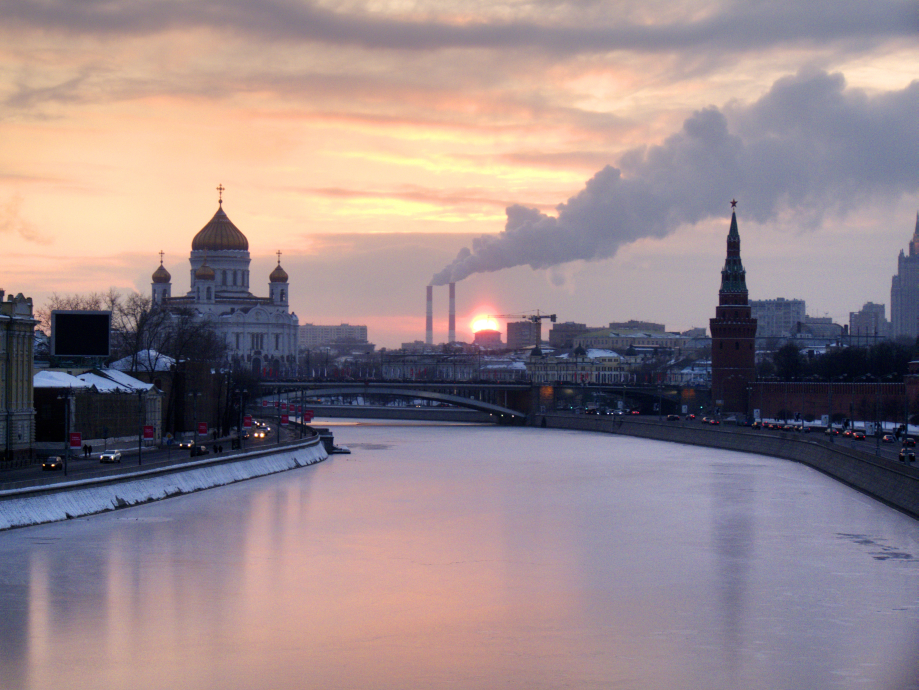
left=1, top=421, right=917, bottom=690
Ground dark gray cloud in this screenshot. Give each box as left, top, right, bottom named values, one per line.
left=431, top=70, right=919, bottom=285
left=1, top=0, right=914, bottom=55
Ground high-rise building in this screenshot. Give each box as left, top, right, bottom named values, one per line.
left=507, top=321, right=541, bottom=350
left=849, top=302, right=889, bottom=343
left=710, top=205, right=757, bottom=414
left=548, top=322, right=589, bottom=348
left=890, top=214, right=919, bottom=339
left=299, top=323, right=369, bottom=348
left=749, top=298, right=805, bottom=338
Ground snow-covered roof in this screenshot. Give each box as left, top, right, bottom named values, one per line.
left=33, top=370, right=93, bottom=389
left=76, top=372, right=128, bottom=392
left=585, top=348, right=622, bottom=359
left=109, top=349, right=175, bottom=373
left=92, top=368, right=155, bottom=392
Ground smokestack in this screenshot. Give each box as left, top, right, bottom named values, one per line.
left=426, top=285, right=433, bottom=346
left=449, top=282, right=456, bottom=343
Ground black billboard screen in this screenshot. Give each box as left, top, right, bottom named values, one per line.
left=51, top=311, right=112, bottom=357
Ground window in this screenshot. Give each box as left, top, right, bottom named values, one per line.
left=233, top=271, right=237, bottom=286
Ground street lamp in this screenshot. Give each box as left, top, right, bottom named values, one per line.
left=56, top=387, right=75, bottom=476
left=137, top=389, right=145, bottom=466
left=188, top=390, right=202, bottom=457
left=235, top=388, right=247, bottom=451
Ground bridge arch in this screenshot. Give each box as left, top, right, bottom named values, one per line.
left=264, top=384, right=528, bottom=422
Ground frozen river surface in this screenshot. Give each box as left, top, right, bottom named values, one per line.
left=1, top=422, right=918, bottom=690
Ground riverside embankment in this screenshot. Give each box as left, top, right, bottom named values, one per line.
left=538, top=413, right=919, bottom=519
left=0, top=434, right=328, bottom=531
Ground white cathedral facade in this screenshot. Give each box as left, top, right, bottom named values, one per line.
left=151, top=193, right=299, bottom=376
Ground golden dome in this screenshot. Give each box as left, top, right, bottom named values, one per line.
left=269, top=262, right=289, bottom=283
left=152, top=263, right=171, bottom=284
left=191, top=205, right=249, bottom=252
left=195, top=261, right=216, bottom=281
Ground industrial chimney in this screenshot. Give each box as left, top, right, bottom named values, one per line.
left=449, top=282, right=456, bottom=343
left=426, top=285, right=433, bottom=346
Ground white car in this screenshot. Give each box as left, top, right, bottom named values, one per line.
left=99, top=451, right=122, bottom=463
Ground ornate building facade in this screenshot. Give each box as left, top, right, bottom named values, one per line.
left=1, top=291, right=35, bottom=465
left=890, top=214, right=919, bottom=340
left=710, top=205, right=757, bottom=415
left=152, top=191, right=299, bottom=376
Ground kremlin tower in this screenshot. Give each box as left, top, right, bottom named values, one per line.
left=710, top=201, right=757, bottom=415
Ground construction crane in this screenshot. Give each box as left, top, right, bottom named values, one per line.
left=487, top=310, right=557, bottom=324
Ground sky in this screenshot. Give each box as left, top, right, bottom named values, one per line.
left=1, top=0, right=917, bottom=348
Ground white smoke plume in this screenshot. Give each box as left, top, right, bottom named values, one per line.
left=430, top=70, right=919, bottom=286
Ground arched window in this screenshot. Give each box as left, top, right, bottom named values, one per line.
left=206, top=287, right=212, bottom=300
left=280, top=289, right=286, bottom=302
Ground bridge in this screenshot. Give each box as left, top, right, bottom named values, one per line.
left=256, top=381, right=697, bottom=422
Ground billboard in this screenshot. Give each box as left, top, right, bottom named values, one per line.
left=51, top=310, right=112, bottom=357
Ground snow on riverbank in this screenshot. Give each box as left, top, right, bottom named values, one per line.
left=0, top=442, right=328, bottom=531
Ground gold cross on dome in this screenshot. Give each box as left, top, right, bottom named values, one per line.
left=159, top=250, right=165, bottom=265
left=276, top=249, right=282, bottom=265
left=217, top=184, right=225, bottom=204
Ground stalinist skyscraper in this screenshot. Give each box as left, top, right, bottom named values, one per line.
left=890, top=213, right=919, bottom=340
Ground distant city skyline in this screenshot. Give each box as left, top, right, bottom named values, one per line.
left=1, top=1, right=917, bottom=348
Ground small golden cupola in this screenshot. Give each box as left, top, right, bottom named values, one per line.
left=270, top=260, right=289, bottom=283
left=269, top=251, right=289, bottom=306
left=152, top=258, right=171, bottom=284
left=195, top=256, right=216, bottom=281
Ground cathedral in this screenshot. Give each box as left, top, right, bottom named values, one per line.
left=151, top=188, right=299, bottom=376
left=890, top=213, right=919, bottom=340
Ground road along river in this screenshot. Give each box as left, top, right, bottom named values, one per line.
left=0, top=421, right=917, bottom=690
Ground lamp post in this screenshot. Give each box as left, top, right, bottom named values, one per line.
left=137, top=389, right=145, bottom=466
left=188, top=390, right=202, bottom=457
left=57, top=388, right=75, bottom=476
left=235, top=388, right=247, bottom=451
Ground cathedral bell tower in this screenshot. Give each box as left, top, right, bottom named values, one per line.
left=709, top=201, right=757, bottom=415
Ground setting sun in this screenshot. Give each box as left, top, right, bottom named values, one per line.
left=471, top=315, right=499, bottom=332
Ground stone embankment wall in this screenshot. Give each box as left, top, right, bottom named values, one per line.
left=0, top=436, right=328, bottom=531
left=305, top=405, right=493, bottom=423
left=538, top=414, right=919, bottom=520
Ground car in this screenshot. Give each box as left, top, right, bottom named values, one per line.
left=881, top=434, right=896, bottom=444
left=178, top=440, right=195, bottom=449
left=686, top=414, right=696, bottom=420
left=751, top=422, right=762, bottom=429
left=842, top=430, right=853, bottom=438
left=630, top=410, right=640, bottom=415
left=99, top=451, right=122, bottom=463
left=899, top=448, right=915, bottom=463
left=190, top=445, right=210, bottom=456
left=709, top=419, right=720, bottom=425
left=253, top=430, right=266, bottom=439
left=852, top=432, right=866, bottom=441
left=666, top=414, right=680, bottom=421
left=903, top=437, right=916, bottom=448
left=42, top=456, right=63, bottom=471
left=825, top=427, right=839, bottom=436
